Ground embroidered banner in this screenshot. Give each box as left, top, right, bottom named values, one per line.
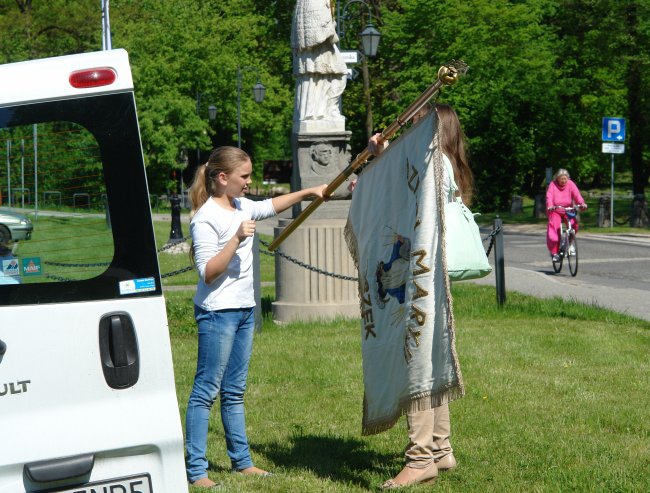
left=345, top=112, right=464, bottom=435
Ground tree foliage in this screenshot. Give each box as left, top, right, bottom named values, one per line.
left=0, top=0, right=648, bottom=206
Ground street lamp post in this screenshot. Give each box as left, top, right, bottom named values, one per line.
left=208, top=104, right=217, bottom=121
left=237, top=66, right=266, bottom=149
left=169, top=92, right=215, bottom=242
left=195, top=91, right=217, bottom=165
left=336, top=0, right=381, bottom=139
left=336, top=0, right=381, bottom=56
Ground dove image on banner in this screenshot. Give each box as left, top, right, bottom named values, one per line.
left=345, top=111, right=464, bottom=435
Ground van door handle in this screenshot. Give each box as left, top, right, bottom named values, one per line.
left=24, top=453, right=94, bottom=484
left=99, top=312, right=139, bottom=389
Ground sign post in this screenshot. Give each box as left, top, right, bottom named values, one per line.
left=340, top=50, right=360, bottom=81
left=602, top=117, right=626, bottom=228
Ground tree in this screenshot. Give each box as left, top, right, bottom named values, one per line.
left=622, top=2, right=650, bottom=196
left=111, top=0, right=296, bottom=192
left=368, top=0, right=562, bottom=210
left=1, top=0, right=648, bottom=205
left=0, top=0, right=99, bottom=63
left=549, top=0, right=650, bottom=203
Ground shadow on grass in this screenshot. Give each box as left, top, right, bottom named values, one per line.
left=253, top=433, right=394, bottom=489
left=261, top=294, right=273, bottom=317
left=206, top=461, right=231, bottom=475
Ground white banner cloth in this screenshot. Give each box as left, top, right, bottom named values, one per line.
left=345, top=112, right=464, bottom=435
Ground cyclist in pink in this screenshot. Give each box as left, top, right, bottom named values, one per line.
left=546, top=168, right=587, bottom=262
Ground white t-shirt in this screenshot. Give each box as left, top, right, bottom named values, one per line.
left=191, top=197, right=276, bottom=311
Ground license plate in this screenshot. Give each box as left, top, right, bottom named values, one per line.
left=48, top=473, right=152, bottom=493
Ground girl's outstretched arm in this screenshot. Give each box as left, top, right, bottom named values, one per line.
left=271, top=184, right=327, bottom=214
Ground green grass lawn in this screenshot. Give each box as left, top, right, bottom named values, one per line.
left=14, top=214, right=113, bottom=282
left=166, top=284, right=650, bottom=492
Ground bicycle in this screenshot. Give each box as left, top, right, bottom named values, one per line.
left=550, top=206, right=582, bottom=276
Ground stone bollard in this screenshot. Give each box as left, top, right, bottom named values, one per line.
left=169, top=195, right=184, bottom=242
left=630, top=194, right=650, bottom=227
left=533, top=194, right=546, bottom=219
left=510, top=195, right=523, bottom=214
left=597, top=195, right=611, bottom=228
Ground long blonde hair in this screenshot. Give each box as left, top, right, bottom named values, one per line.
left=188, top=146, right=251, bottom=217
left=436, top=103, right=474, bottom=205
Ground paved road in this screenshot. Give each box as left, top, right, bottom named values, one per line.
left=472, top=224, right=650, bottom=322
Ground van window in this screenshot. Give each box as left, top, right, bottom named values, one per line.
left=1, top=121, right=114, bottom=284
left=0, top=93, right=161, bottom=306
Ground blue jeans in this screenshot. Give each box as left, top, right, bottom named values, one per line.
left=185, top=306, right=256, bottom=482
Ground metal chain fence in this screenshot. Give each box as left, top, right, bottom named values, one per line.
left=258, top=238, right=358, bottom=282
left=483, top=225, right=500, bottom=257
left=44, top=226, right=501, bottom=282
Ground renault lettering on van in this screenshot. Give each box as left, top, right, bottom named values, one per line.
left=0, top=379, right=31, bottom=397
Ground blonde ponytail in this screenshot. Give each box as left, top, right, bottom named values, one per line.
left=189, top=164, right=209, bottom=217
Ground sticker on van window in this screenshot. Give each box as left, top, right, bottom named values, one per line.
left=2, top=259, right=20, bottom=276
left=119, top=277, right=156, bottom=295
left=21, top=257, right=42, bottom=277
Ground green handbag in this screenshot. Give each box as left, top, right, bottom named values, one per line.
left=443, top=158, right=492, bottom=281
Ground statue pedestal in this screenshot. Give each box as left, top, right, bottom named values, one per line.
left=291, top=130, right=353, bottom=214
left=275, top=119, right=357, bottom=323
left=272, top=216, right=359, bottom=323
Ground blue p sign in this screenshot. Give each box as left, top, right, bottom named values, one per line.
left=602, top=117, right=626, bottom=142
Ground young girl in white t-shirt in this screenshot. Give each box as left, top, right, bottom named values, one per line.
left=184, top=146, right=325, bottom=488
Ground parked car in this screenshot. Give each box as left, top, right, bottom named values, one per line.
left=0, top=209, right=33, bottom=244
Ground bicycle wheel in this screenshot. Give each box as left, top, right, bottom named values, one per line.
left=568, top=232, right=578, bottom=276
left=552, top=251, right=563, bottom=272
left=552, top=228, right=564, bottom=273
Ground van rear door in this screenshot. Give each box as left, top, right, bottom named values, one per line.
left=0, top=50, right=188, bottom=493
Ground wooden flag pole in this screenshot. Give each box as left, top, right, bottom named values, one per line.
left=268, top=60, right=468, bottom=252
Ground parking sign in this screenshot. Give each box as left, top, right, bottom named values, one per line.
left=602, top=117, right=626, bottom=142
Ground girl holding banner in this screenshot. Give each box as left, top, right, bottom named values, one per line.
left=357, top=103, right=474, bottom=489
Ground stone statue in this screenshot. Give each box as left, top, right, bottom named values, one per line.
left=291, top=0, right=347, bottom=130
left=278, top=1, right=356, bottom=324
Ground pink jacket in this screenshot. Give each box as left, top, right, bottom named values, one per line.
left=546, top=179, right=585, bottom=210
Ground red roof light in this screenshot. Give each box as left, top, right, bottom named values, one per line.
left=69, top=67, right=117, bottom=89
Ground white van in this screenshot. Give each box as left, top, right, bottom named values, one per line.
left=0, top=50, right=188, bottom=492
